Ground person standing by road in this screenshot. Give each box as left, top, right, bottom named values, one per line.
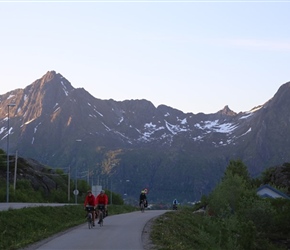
left=84, top=190, right=96, bottom=226
left=95, top=190, right=109, bottom=224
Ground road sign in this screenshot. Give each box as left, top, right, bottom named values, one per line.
left=73, top=189, right=79, bottom=196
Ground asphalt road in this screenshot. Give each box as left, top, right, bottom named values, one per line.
left=22, top=210, right=167, bottom=250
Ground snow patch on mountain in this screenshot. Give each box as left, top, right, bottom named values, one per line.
left=25, top=118, right=36, bottom=125
left=53, top=107, right=60, bottom=113
left=102, top=122, right=110, bottom=131
left=34, top=122, right=42, bottom=134
left=139, top=122, right=165, bottom=141
left=61, top=81, right=69, bottom=96
left=93, top=108, right=103, bottom=117
left=195, top=120, right=238, bottom=133
left=239, top=113, right=252, bottom=119
left=177, top=117, right=187, bottom=124
left=240, top=127, right=252, bottom=137
left=118, top=117, right=124, bottom=125
left=8, top=94, right=15, bottom=100
left=165, top=120, right=188, bottom=135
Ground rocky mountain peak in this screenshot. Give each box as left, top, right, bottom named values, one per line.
left=217, top=105, right=236, bottom=116
left=43, top=70, right=57, bottom=81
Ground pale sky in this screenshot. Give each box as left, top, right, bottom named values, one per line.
left=1, top=0, right=289, bottom=114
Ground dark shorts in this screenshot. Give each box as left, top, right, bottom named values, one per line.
left=97, top=204, right=105, bottom=211
left=85, top=206, right=95, bottom=212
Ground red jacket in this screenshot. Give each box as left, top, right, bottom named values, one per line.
left=84, top=194, right=96, bottom=207
left=95, top=193, right=108, bottom=205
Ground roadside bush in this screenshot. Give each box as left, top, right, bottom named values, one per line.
left=208, top=173, right=252, bottom=217
left=9, top=180, right=45, bottom=202
left=268, top=198, right=290, bottom=239
left=106, top=189, right=124, bottom=205
left=205, top=159, right=286, bottom=250
left=238, top=196, right=275, bottom=236
left=196, top=215, right=256, bottom=250
left=48, top=189, right=67, bottom=203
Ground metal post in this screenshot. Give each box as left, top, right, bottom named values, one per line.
left=126, top=179, right=130, bottom=197
left=13, top=150, right=18, bottom=191
left=6, top=103, right=15, bottom=203
left=87, top=169, right=89, bottom=184
left=68, top=165, right=70, bottom=202
left=6, top=104, right=15, bottom=203
left=75, top=165, right=77, bottom=204
left=75, top=139, right=82, bottom=204
left=110, top=179, right=112, bottom=205
left=6, top=106, right=10, bottom=203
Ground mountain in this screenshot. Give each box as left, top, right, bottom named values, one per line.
left=1, top=71, right=290, bottom=202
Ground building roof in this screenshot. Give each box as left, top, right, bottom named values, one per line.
left=257, top=184, right=290, bottom=200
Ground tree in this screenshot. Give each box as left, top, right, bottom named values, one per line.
left=208, top=173, right=254, bottom=217
left=207, top=159, right=256, bottom=217
left=223, top=159, right=251, bottom=184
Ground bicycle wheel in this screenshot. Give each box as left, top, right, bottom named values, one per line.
left=141, top=203, right=145, bottom=213
left=87, top=213, right=92, bottom=229
left=99, top=211, right=104, bottom=227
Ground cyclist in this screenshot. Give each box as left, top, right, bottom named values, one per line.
left=84, top=190, right=96, bottom=226
left=95, top=190, right=108, bottom=224
left=139, top=190, right=147, bottom=208
left=172, top=198, right=178, bottom=210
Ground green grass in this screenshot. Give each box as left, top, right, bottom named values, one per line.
left=150, top=207, right=286, bottom=250
left=0, top=204, right=137, bottom=250
left=151, top=207, right=205, bottom=250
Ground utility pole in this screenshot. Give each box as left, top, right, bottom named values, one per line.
left=74, top=139, right=82, bottom=204
left=13, top=150, right=18, bottom=191
left=87, top=169, right=90, bottom=184
left=68, top=165, right=70, bottom=202
left=110, top=179, right=112, bottom=205
left=6, top=103, right=16, bottom=203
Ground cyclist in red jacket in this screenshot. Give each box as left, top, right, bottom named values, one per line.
left=95, top=190, right=108, bottom=224
left=84, top=190, right=96, bottom=226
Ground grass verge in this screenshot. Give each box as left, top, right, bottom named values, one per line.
left=150, top=207, right=287, bottom=250
left=150, top=207, right=203, bottom=250
left=0, top=204, right=137, bottom=250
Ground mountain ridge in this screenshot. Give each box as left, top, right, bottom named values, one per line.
left=1, top=70, right=290, bottom=202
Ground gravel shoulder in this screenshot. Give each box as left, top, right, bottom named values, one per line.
left=142, top=216, right=158, bottom=250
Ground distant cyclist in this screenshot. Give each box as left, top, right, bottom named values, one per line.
left=139, top=190, right=147, bottom=208
left=84, top=190, right=96, bottom=226
left=172, top=198, right=178, bottom=210
left=95, top=190, right=108, bottom=224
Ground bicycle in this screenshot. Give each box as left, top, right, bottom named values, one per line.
left=85, top=205, right=95, bottom=229
left=140, top=200, right=146, bottom=213
left=97, top=204, right=106, bottom=227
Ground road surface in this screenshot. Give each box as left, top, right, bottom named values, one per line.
left=22, top=209, right=167, bottom=250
